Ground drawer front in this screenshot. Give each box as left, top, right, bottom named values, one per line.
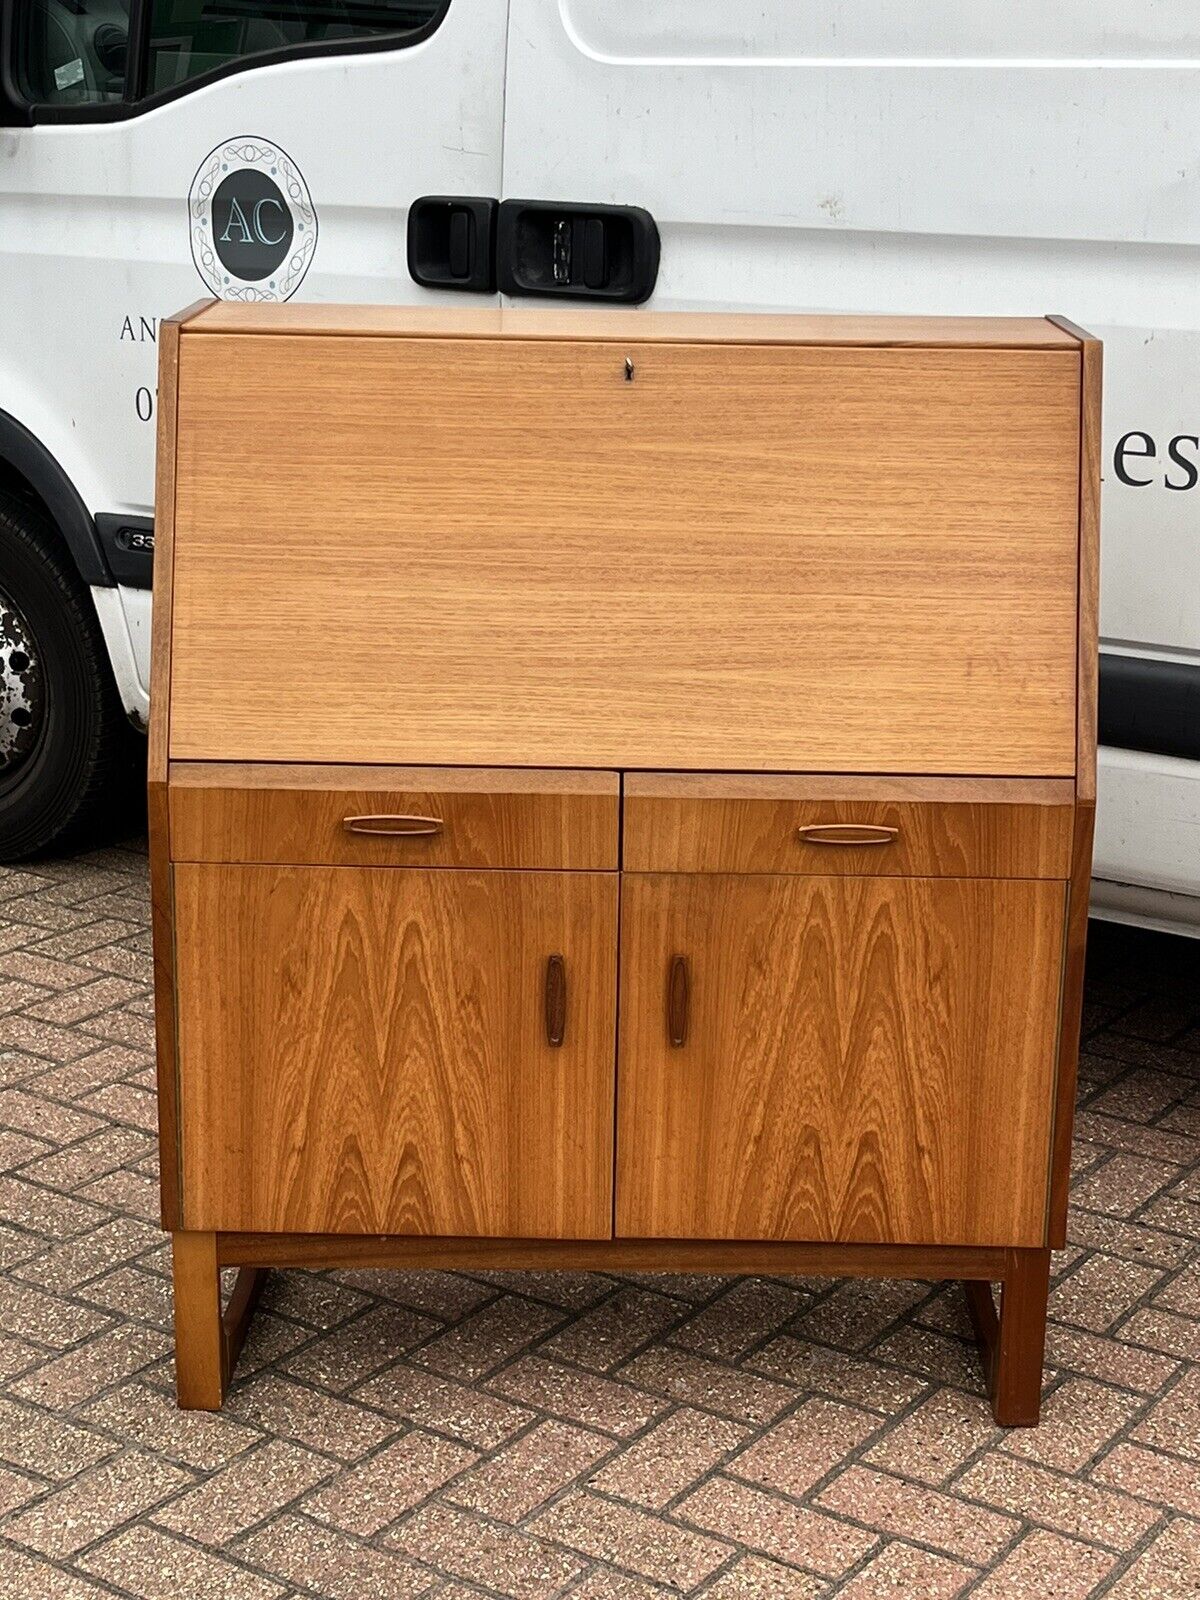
left=623, top=775, right=1074, bottom=878
left=169, top=764, right=619, bottom=870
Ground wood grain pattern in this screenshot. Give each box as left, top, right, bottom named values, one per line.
left=1077, top=336, right=1102, bottom=801
left=149, top=301, right=211, bottom=1230
left=168, top=764, right=618, bottom=869
left=1076, top=336, right=1102, bottom=802
left=171, top=1232, right=264, bottom=1410
left=615, top=873, right=1066, bottom=1247
left=155, top=310, right=1095, bottom=1414
left=216, top=1232, right=1008, bottom=1278
left=187, top=303, right=1080, bottom=348
left=149, top=299, right=212, bottom=791
left=1041, top=316, right=1100, bottom=1254
left=1046, top=316, right=1101, bottom=802
left=622, top=775, right=1075, bottom=803
left=168, top=335, right=1081, bottom=774
left=967, top=1248, right=1053, bottom=1426
left=171, top=1230, right=223, bottom=1409
left=174, top=864, right=617, bottom=1237
left=623, top=778, right=1073, bottom=877
left=1048, top=799, right=1097, bottom=1248
left=992, top=1248, right=1053, bottom=1427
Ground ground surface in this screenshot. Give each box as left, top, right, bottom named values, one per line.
left=0, top=840, right=1197, bottom=1599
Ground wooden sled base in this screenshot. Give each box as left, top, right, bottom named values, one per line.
left=172, top=1233, right=1051, bottom=1426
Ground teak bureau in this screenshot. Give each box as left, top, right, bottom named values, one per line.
left=151, top=303, right=1100, bottom=1425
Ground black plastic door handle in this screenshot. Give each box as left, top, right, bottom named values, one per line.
left=408, top=196, right=497, bottom=293
left=497, top=200, right=659, bottom=303
left=408, top=197, right=660, bottom=304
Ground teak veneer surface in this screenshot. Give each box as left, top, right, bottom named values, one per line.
left=168, top=334, right=1081, bottom=774
left=216, top=1233, right=1010, bottom=1279
left=153, top=306, right=1100, bottom=1424
left=615, top=872, right=1066, bottom=1247
left=623, top=775, right=1073, bottom=877
left=169, top=763, right=618, bottom=870
left=187, top=302, right=1081, bottom=347
left=174, top=864, right=618, bottom=1237
left=149, top=304, right=208, bottom=1230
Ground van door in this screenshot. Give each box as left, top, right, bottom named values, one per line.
left=502, top=0, right=1200, bottom=916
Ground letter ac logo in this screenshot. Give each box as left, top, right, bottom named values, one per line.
left=218, top=196, right=289, bottom=248
left=189, top=138, right=317, bottom=302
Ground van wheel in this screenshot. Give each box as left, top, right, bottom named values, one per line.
left=0, top=491, right=135, bottom=861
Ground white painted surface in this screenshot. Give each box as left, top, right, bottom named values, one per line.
left=90, top=585, right=147, bottom=725
left=1090, top=879, right=1200, bottom=939
left=561, top=2, right=1200, bottom=63
left=1096, top=747, right=1200, bottom=899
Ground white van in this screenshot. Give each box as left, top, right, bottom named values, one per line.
left=0, top=2, right=1197, bottom=930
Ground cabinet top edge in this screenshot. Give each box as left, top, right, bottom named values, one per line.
left=180, top=303, right=1086, bottom=350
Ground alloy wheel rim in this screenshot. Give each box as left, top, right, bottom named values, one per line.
left=0, top=587, right=45, bottom=779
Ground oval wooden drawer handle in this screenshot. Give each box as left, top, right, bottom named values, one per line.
left=545, top=955, right=567, bottom=1048
left=667, top=955, right=689, bottom=1048
left=796, top=823, right=898, bottom=846
left=342, top=814, right=444, bottom=836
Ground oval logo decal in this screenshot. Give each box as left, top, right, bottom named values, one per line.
left=189, top=138, right=317, bottom=302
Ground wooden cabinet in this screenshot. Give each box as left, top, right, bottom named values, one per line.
left=152, top=304, right=1099, bottom=1423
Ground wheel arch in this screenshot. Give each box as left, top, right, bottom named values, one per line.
left=0, top=407, right=111, bottom=587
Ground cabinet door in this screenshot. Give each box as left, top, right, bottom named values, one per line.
left=175, top=865, right=617, bottom=1237
left=616, top=873, right=1065, bottom=1247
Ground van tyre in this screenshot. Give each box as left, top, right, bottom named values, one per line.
left=0, top=491, right=136, bottom=860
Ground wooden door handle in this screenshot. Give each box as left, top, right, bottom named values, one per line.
left=667, top=955, right=689, bottom=1048
left=796, top=823, right=898, bottom=846
left=545, top=954, right=566, bottom=1047
left=342, top=814, right=444, bottom=836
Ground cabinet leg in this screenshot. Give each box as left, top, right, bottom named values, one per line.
left=172, top=1231, right=264, bottom=1410
left=964, top=1247, right=1051, bottom=1427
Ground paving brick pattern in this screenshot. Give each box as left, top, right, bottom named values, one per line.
left=0, top=841, right=1197, bottom=1598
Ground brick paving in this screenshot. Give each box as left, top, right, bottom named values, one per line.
left=0, top=840, right=1197, bottom=1599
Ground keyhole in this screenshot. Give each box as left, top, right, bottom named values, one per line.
left=624, top=357, right=635, bottom=382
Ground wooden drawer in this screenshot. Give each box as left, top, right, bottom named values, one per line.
left=623, top=775, right=1074, bottom=878
left=169, top=764, right=619, bottom=870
